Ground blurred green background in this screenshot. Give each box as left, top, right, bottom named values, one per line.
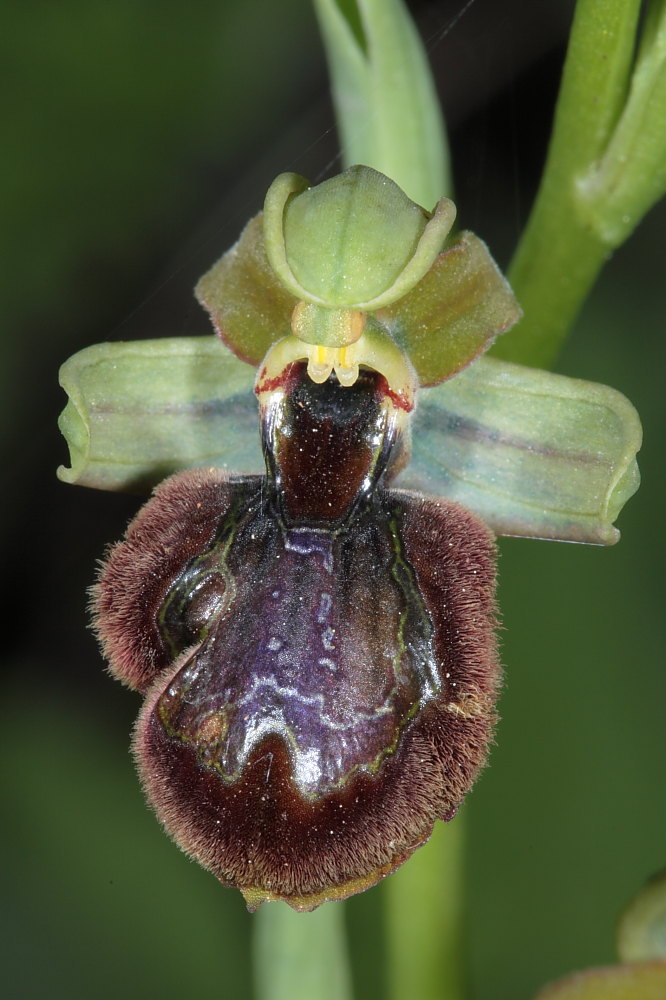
left=2, top=2, right=664, bottom=998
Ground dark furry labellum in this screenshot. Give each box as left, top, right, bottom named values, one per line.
left=93, top=363, right=499, bottom=911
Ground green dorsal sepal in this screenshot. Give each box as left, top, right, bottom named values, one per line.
left=263, top=165, right=456, bottom=310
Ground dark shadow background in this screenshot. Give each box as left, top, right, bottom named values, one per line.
left=2, top=2, right=664, bottom=998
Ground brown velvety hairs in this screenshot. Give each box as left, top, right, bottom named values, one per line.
left=93, top=468, right=499, bottom=910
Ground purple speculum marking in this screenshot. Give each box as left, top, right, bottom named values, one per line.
left=157, top=366, right=440, bottom=800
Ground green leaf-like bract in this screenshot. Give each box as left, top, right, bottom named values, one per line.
left=313, top=0, right=451, bottom=208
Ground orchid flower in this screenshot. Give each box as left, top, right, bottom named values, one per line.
left=58, top=165, right=641, bottom=910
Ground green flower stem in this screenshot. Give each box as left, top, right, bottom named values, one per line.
left=253, top=902, right=352, bottom=1000
left=313, top=0, right=451, bottom=208
left=495, top=0, right=666, bottom=368
left=384, top=815, right=466, bottom=1000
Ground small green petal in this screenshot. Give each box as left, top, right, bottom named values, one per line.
left=195, top=214, right=297, bottom=366
left=532, top=962, right=666, bottom=1000
left=263, top=165, right=455, bottom=308
left=57, top=336, right=261, bottom=492
left=617, top=871, right=666, bottom=963
left=378, top=230, right=522, bottom=386
left=398, top=355, right=642, bottom=545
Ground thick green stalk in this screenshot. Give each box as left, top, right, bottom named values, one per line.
left=254, top=902, right=353, bottom=1000
left=496, top=0, right=666, bottom=367
left=384, top=816, right=466, bottom=1000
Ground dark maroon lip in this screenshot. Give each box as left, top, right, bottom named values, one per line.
left=93, top=358, right=500, bottom=909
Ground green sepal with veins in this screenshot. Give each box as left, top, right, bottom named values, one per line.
left=399, top=355, right=641, bottom=545
left=57, top=336, right=261, bottom=493
left=57, top=338, right=641, bottom=547
left=196, top=165, right=521, bottom=388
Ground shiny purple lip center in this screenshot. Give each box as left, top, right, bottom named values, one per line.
left=153, top=366, right=440, bottom=801
left=157, top=491, right=440, bottom=800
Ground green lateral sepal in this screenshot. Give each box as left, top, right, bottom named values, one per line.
left=397, top=356, right=642, bottom=545
left=57, top=336, right=262, bottom=492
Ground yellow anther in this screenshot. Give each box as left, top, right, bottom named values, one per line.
left=307, top=344, right=335, bottom=384
left=257, top=324, right=417, bottom=408
left=334, top=344, right=360, bottom=387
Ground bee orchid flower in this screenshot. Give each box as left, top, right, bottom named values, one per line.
left=58, top=166, right=642, bottom=909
